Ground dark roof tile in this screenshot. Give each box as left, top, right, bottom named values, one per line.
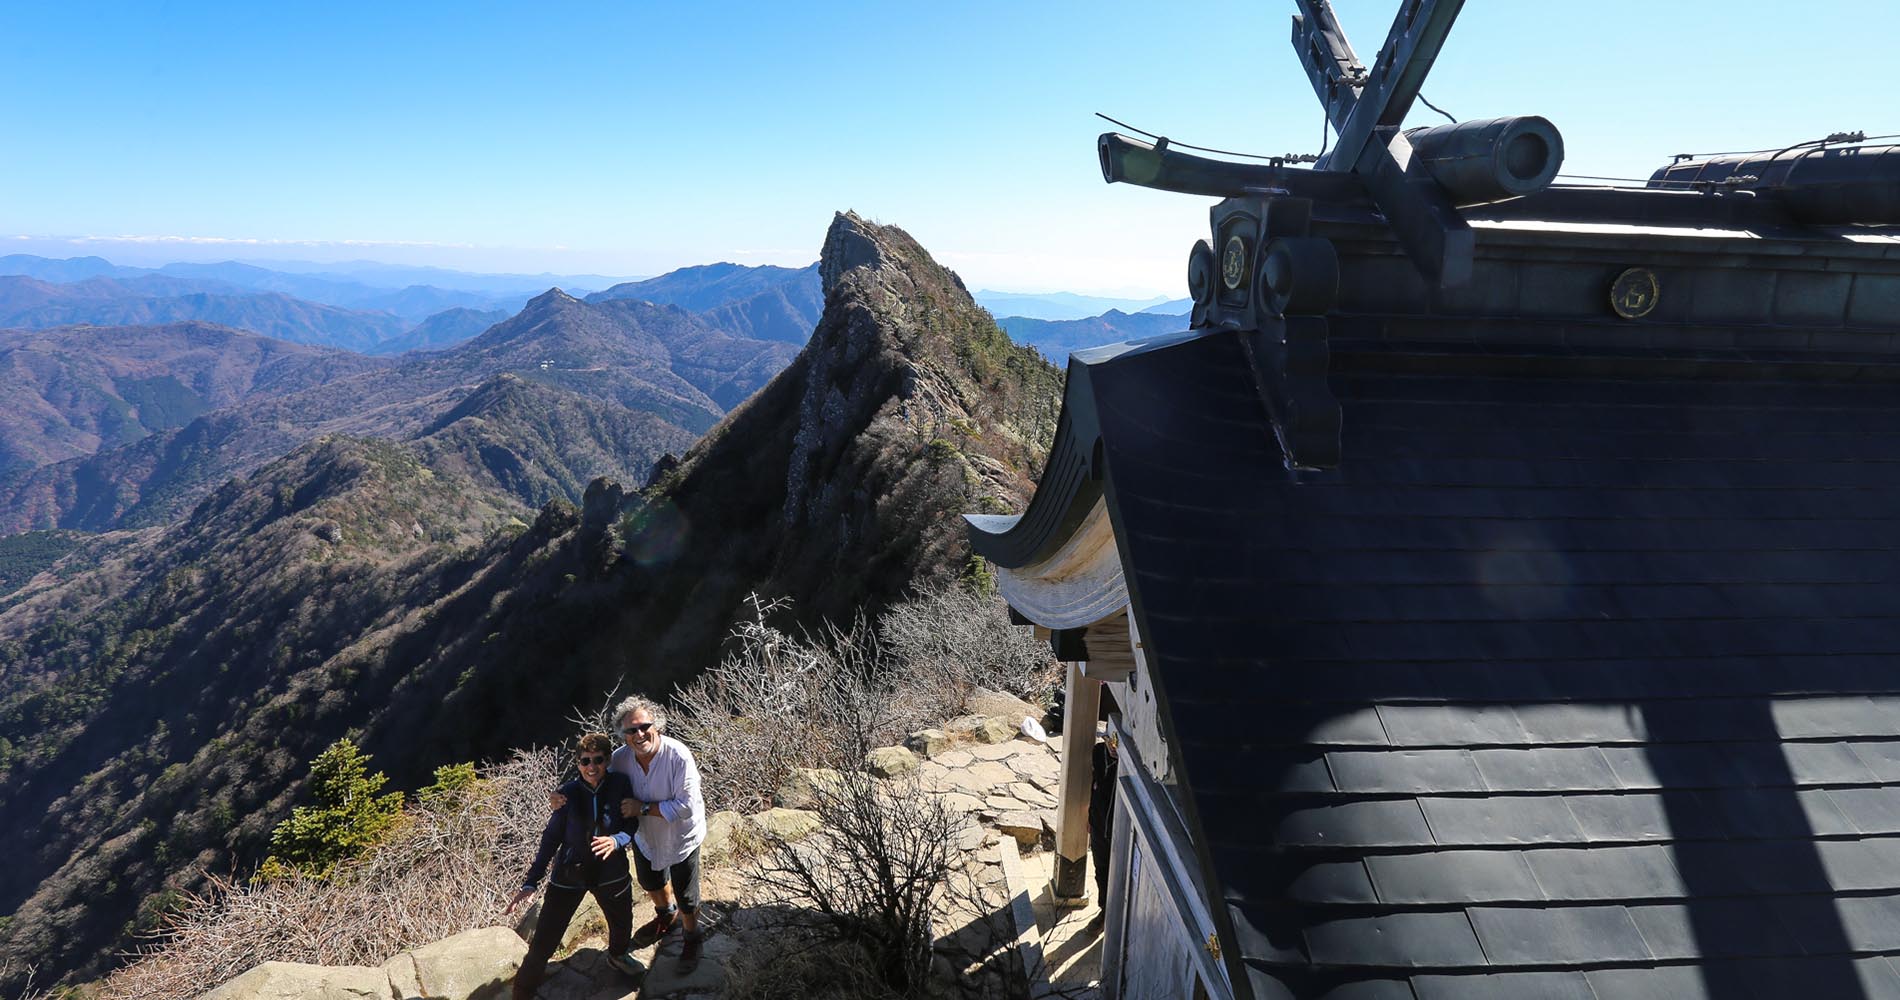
left=1467, top=904, right=1652, bottom=964
left=1418, top=795, right=1585, bottom=846
left=1522, top=845, right=1687, bottom=901
left=1304, top=911, right=1489, bottom=968
left=1410, top=971, right=1595, bottom=1000
left=1366, top=851, right=1543, bottom=904
left=1468, top=748, right=1618, bottom=792
left=1327, top=750, right=1487, bottom=795
left=1626, top=900, right=1798, bottom=959
left=1267, top=797, right=1437, bottom=849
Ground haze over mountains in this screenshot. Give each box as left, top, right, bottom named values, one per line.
left=0, top=213, right=1063, bottom=992
left=0, top=251, right=1188, bottom=366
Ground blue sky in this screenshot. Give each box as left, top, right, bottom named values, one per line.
left=3, top=1, right=1896, bottom=295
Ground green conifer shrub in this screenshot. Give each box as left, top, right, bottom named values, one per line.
left=259, top=739, right=402, bottom=879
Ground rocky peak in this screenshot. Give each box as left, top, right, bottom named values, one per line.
left=818, top=211, right=889, bottom=297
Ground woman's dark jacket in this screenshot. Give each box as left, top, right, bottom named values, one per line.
left=519, top=772, right=635, bottom=890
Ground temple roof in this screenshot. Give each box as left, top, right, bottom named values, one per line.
left=971, top=237, right=1900, bottom=997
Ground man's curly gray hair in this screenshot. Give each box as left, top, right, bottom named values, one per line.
left=614, top=694, right=667, bottom=734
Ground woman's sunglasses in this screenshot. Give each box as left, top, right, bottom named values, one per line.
left=577, top=755, right=608, bottom=766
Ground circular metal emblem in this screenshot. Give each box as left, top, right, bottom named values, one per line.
left=1610, top=267, right=1660, bottom=319
left=1221, top=235, right=1248, bottom=291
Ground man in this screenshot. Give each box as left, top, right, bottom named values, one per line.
left=611, top=694, right=708, bottom=971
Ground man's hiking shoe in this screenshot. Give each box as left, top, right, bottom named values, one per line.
left=632, top=908, right=675, bottom=949
left=608, top=950, right=646, bottom=981
left=678, top=931, right=704, bottom=973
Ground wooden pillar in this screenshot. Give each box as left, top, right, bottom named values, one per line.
left=1053, top=659, right=1101, bottom=900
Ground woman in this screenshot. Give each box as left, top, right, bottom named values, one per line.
left=504, top=733, right=643, bottom=998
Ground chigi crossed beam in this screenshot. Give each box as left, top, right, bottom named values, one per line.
left=1291, top=0, right=1474, bottom=286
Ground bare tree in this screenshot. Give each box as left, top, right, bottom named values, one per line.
left=673, top=597, right=915, bottom=812
left=876, top=588, right=1055, bottom=716
left=745, top=769, right=972, bottom=998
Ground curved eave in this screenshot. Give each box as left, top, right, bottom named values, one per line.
left=965, top=328, right=1213, bottom=569
left=989, top=497, right=1127, bottom=630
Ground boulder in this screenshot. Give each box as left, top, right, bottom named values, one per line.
left=384, top=926, right=525, bottom=1000
left=702, top=809, right=751, bottom=862
left=969, top=717, right=1017, bottom=745
left=749, top=807, right=821, bottom=843
left=866, top=745, right=919, bottom=777
left=907, top=728, right=950, bottom=757
left=965, top=686, right=1041, bottom=722
left=198, top=961, right=393, bottom=1000
left=773, top=767, right=843, bottom=809
left=943, top=715, right=986, bottom=739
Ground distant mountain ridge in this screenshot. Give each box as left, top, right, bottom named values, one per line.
left=973, top=288, right=1175, bottom=321
left=995, top=307, right=1191, bottom=362
left=0, top=275, right=410, bottom=352
left=0, top=321, right=387, bottom=476
left=0, top=254, right=608, bottom=321
left=0, top=291, right=795, bottom=533
left=588, top=262, right=823, bottom=344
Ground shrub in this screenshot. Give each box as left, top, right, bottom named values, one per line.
left=260, top=740, right=403, bottom=879
left=673, top=598, right=897, bottom=813
left=673, top=590, right=1054, bottom=813
left=746, top=769, right=970, bottom=998
left=877, top=588, right=1052, bottom=707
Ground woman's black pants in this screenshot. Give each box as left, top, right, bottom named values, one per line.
left=513, top=877, right=634, bottom=999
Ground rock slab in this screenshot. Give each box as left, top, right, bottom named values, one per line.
left=385, top=926, right=525, bottom=1000
left=198, top=961, right=394, bottom=1000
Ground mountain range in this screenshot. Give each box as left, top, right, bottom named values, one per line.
left=0, top=291, right=795, bottom=534
left=995, top=307, right=1192, bottom=363
left=972, top=288, right=1181, bottom=321
left=587, top=262, right=824, bottom=345
left=0, top=322, right=387, bottom=476
left=0, top=212, right=1063, bottom=992
left=0, top=254, right=609, bottom=321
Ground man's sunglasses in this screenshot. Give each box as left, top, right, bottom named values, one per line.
left=622, top=723, right=655, bottom=736
left=577, top=755, right=608, bottom=766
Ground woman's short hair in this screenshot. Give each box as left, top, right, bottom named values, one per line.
left=614, top=694, right=667, bottom=733
left=577, top=732, right=615, bottom=756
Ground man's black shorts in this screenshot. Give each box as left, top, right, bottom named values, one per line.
left=633, top=846, right=702, bottom=911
